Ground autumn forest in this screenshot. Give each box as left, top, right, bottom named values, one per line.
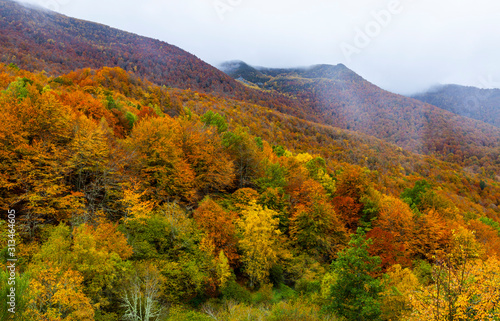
left=0, top=0, right=500, bottom=320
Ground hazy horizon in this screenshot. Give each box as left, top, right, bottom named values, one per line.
left=14, top=0, right=500, bottom=95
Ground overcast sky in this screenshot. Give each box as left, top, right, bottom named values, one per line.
left=18, top=0, right=500, bottom=94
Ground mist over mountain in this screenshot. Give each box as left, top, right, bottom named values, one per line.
left=220, top=60, right=500, bottom=172
left=1, top=0, right=499, bottom=179
left=411, top=84, right=500, bottom=128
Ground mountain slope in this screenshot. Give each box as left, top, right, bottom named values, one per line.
left=0, top=0, right=228, bottom=91
left=411, top=84, right=500, bottom=128
left=1, top=0, right=499, bottom=177
left=221, top=61, right=500, bottom=176
left=2, top=61, right=500, bottom=321
left=0, top=0, right=310, bottom=117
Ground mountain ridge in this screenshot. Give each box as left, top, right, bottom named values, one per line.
left=220, top=60, right=500, bottom=177
left=1, top=2, right=500, bottom=318
left=0, top=0, right=313, bottom=119
left=411, top=84, right=500, bottom=128
left=1, top=0, right=499, bottom=176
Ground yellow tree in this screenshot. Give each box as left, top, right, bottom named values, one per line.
left=380, top=264, right=419, bottom=321
left=409, top=227, right=500, bottom=320
left=237, top=200, right=281, bottom=287
left=28, top=263, right=94, bottom=321
left=216, top=250, right=232, bottom=289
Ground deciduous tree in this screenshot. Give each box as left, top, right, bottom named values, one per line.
left=237, top=201, right=281, bottom=288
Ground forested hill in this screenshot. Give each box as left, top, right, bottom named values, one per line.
left=1, top=2, right=500, bottom=319
left=221, top=61, right=500, bottom=178
left=411, top=84, right=500, bottom=128
left=1, top=61, right=500, bottom=320
left=2, top=0, right=499, bottom=178
left=0, top=0, right=309, bottom=116
left=0, top=0, right=239, bottom=93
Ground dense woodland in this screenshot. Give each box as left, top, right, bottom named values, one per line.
left=0, top=63, right=499, bottom=320
left=0, top=0, right=500, bottom=320
left=2, top=0, right=499, bottom=179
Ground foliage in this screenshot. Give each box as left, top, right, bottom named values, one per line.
left=325, top=228, right=383, bottom=320
left=380, top=264, right=419, bottom=321
left=237, top=201, right=282, bottom=288
left=0, top=270, right=32, bottom=320
left=0, top=61, right=498, bottom=320
left=479, top=216, right=500, bottom=235
left=193, top=197, right=239, bottom=265
left=410, top=229, right=500, bottom=320
left=201, top=110, right=228, bottom=133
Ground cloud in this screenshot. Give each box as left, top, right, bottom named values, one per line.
left=16, top=0, right=500, bottom=94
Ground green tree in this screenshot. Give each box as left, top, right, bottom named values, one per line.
left=255, top=162, right=288, bottom=192
left=222, top=127, right=263, bottom=188
left=200, top=110, right=228, bottom=133
left=0, top=271, right=31, bottom=320
left=400, top=179, right=447, bottom=214
left=325, top=228, right=383, bottom=321
left=479, top=179, right=487, bottom=191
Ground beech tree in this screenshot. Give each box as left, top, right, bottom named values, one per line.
left=175, top=118, right=235, bottom=198
left=121, top=263, right=164, bottom=321
left=193, top=197, right=239, bottom=265
left=237, top=200, right=281, bottom=288
left=124, top=116, right=196, bottom=202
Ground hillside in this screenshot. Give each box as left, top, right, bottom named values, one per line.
left=0, top=0, right=311, bottom=118
left=221, top=61, right=500, bottom=177
left=0, top=2, right=500, bottom=320
left=2, top=0, right=499, bottom=179
left=1, top=63, right=500, bottom=320
left=411, top=84, right=500, bottom=128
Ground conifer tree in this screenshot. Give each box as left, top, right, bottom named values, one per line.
left=326, top=227, right=383, bottom=320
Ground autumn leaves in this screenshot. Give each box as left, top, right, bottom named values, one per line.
left=1, top=62, right=500, bottom=320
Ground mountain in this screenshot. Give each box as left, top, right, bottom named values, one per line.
left=1, top=0, right=499, bottom=177
left=3, top=60, right=500, bottom=320
left=220, top=60, right=272, bottom=85
left=220, top=61, right=362, bottom=85
left=0, top=0, right=307, bottom=116
left=411, top=84, right=500, bottom=128
left=1, top=3, right=500, bottom=320
left=2, top=0, right=499, bottom=176
left=0, top=0, right=228, bottom=91
left=221, top=61, right=500, bottom=176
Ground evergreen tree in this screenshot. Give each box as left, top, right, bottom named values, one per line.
left=325, top=227, right=383, bottom=320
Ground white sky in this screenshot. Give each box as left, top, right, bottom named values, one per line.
left=17, top=0, right=500, bottom=94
